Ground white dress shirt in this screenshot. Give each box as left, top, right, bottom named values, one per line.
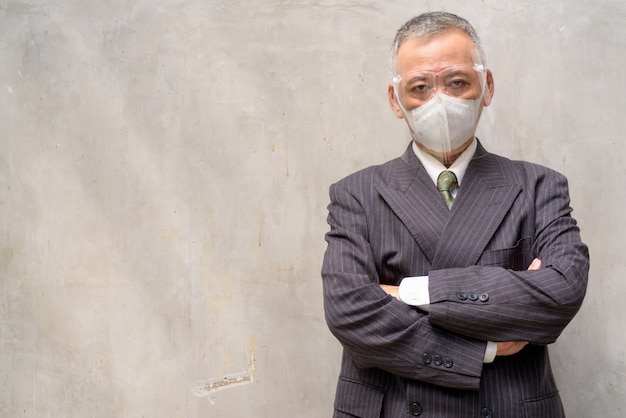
left=398, top=139, right=498, bottom=363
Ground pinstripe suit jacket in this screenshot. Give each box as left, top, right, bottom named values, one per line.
left=322, top=141, right=589, bottom=418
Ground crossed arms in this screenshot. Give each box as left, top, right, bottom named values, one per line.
left=322, top=163, right=589, bottom=389
left=379, top=257, right=544, bottom=358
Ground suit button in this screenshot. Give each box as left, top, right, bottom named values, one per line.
left=422, top=353, right=432, bottom=364
left=481, top=407, right=493, bottom=417
left=479, top=293, right=489, bottom=302
left=469, top=292, right=479, bottom=301
left=409, top=402, right=422, bottom=416
left=433, top=354, right=443, bottom=366
left=443, top=357, right=453, bottom=368
left=456, top=292, right=468, bottom=300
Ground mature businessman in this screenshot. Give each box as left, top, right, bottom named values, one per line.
left=321, top=11, right=589, bottom=418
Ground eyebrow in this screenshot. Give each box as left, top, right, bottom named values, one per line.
left=443, top=69, right=470, bottom=78
left=405, top=74, right=430, bottom=85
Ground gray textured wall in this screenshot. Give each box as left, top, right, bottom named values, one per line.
left=1, top=1, right=624, bottom=417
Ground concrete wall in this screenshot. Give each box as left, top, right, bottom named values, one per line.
left=1, top=1, right=624, bottom=416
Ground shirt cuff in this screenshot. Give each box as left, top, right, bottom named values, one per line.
left=484, top=341, right=498, bottom=363
left=398, top=276, right=430, bottom=310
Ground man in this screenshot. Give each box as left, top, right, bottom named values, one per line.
left=321, top=11, right=589, bottom=418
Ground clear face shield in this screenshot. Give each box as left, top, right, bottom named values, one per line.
left=392, top=64, right=488, bottom=162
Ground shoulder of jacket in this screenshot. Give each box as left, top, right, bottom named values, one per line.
left=486, top=152, right=565, bottom=181
left=332, top=156, right=404, bottom=188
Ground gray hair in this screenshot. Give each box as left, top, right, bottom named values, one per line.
left=389, top=12, right=487, bottom=77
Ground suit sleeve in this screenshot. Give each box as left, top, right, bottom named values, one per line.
left=427, top=167, right=589, bottom=345
left=322, top=176, right=487, bottom=390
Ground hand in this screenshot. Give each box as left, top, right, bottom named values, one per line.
left=496, top=341, right=528, bottom=356
left=527, top=258, right=542, bottom=270
left=379, top=284, right=400, bottom=300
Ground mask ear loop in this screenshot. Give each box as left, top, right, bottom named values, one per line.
left=393, top=86, right=420, bottom=143
left=391, top=83, right=408, bottom=122
left=474, top=64, right=490, bottom=104
left=474, top=68, right=489, bottom=128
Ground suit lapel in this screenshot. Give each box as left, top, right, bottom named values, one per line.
left=432, top=144, right=522, bottom=269
left=376, top=142, right=522, bottom=269
left=376, top=145, right=451, bottom=263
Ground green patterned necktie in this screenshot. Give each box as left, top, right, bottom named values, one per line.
left=437, top=170, right=458, bottom=209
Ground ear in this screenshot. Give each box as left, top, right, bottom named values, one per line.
left=483, top=69, right=495, bottom=106
left=388, top=83, right=405, bottom=119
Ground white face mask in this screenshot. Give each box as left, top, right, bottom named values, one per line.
left=405, top=93, right=483, bottom=156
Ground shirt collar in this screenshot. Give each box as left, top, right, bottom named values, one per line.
left=411, top=139, right=477, bottom=186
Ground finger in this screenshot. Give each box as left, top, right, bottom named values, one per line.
left=527, top=258, right=542, bottom=271
left=379, top=285, right=400, bottom=299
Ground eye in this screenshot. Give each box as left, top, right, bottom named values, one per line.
left=446, top=78, right=468, bottom=90
left=405, top=80, right=433, bottom=99
left=411, top=83, right=430, bottom=93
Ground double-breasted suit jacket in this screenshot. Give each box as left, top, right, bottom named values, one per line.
left=322, top=141, right=589, bottom=418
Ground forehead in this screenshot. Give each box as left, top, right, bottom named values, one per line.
left=396, top=29, right=477, bottom=74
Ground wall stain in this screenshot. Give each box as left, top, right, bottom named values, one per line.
left=192, top=339, right=256, bottom=405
